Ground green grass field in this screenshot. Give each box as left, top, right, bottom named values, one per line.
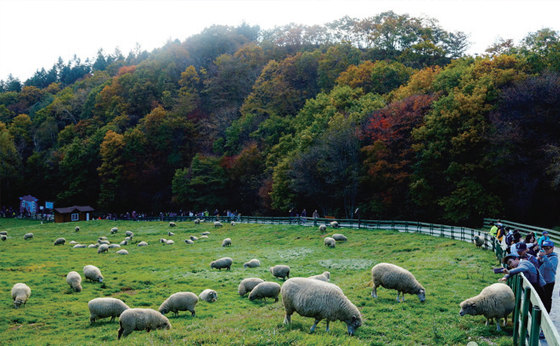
left=0, top=219, right=513, bottom=345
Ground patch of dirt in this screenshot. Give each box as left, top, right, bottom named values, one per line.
left=112, top=289, right=137, bottom=296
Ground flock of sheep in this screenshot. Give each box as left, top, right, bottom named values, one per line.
left=4, top=220, right=514, bottom=340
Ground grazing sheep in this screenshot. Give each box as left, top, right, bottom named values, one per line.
left=222, top=238, right=232, bottom=247
left=199, top=235, right=209, bottom=239
left=1, top=231, right=8, bottom=235
left=69, top=240, right=78, bottom=245
left=118, top=308, right=171, bottom=340
left=116, top=249, right=129, bottom=255
left=1, top=234, right=7, bottom=241
left=98, top=240, right=110, bottom=246
left=371, top=263, right=426, bottom=302
left=111, top=227, right=118, bottom=234
left=166, top=240, right=175, bottom=245
left=243, top=259, right=261, bottom=268
left=238, top=278, right=264, bottom=297
left=190, top=236, right=198, bottom=241
left=108, top=244, right=121, bottom=248
left=83, top=265, right=104, bottom=283
left=270, top=265, right=290, bottom=280
left=201, top=231, right=210, bottom=236
left=330, top=221, right=339, bottom=228
left=97, top=244, right=109, bottom=254
left=66, top=271, right=82, bottom=292
left=332, top=234, right=347, bottom=242
left=231, top=221, right=236, bottom=226
left=74, top=226, right=80, bottom=232
left=88, top=244, right=99, bottom=248
left=459, top=283, right=515, bottom=331
left=324, top=237, right=336, bottom=248
left=159, top=292, right=198, bottom=317
left=88, top=297, right=130, bottom=323
left=137, top=241, right=148, bottom=246
left=184, top=239, right=194, bottom=245
left=73, top=244, right=87, bottom=248
left=99, top=236, right=108, bottom=241
left=120, top=240, right=128, bottom=246
left=169, top=222, right=176, bottom=227
left=214, top=221, right=223, bottom=228
left=319, top=224, right=327, bottom=232
left=308, top=271, right=330, bottom=282
left=159, top=238, right=168, bottom=243
left=24, top=233, right=34, bottom=240
left=199, top=289, right=218, bottom=302
left=281, top=277, right=362, bottom=335
left=194, top=218, right=201, bottom=225
left=125, top=231, right=134, bottom=237
left=210, top=257, right=233, bottom=271
left=248, top=282, right=282, bottom=302
left=473, top=235, right=484, bottom=248
left=124, top=236, right=132, bottom=242
left=11, top=283, right=31, bottom=308
left=168, top=231, right=175, bottom=236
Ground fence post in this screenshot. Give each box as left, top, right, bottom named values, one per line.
left=528, top=306, right=542, bottom=346
left=512, top=275, right=522, bottom=345
left=519, top=286, right=532, bottom=346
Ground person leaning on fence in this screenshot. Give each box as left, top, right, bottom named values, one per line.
left=516, top=242, right=539, bottom=269
left=537, top=240, right=558, bottom=314
left=499, top=254, right=546, bottom=294
left=524, top=233, right=539, bottom=256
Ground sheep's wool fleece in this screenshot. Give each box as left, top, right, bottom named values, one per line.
left=120, top=308, right=171, bottom=332
left=238, top=278, right=264, bottom=296
left=281, top=277, right=362, bottom=324
left=371, top=263, right=424, bottom=294
left=459, top=283, right=515, bottom=320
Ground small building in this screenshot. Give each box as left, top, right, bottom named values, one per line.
left=54, top=205, right=94, bottom=223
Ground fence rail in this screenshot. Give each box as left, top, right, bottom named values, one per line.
left=484, top=218, right=560, bottom=244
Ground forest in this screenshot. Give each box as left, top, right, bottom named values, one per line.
left=1, top=12, right=559, bottom=227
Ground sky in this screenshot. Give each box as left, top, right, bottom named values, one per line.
left=1, top=0, right=559, bottom=83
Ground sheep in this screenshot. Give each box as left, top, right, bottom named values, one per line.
left=473, top=235, right=484, bottom=248
left=459, top=283, right=515, bottom=331
left=324, top=237, right=336, bottom=248
left=23, top=233, right=34, bottom=240
left=184, top=239, right=194, bottom=245
left=319, top=224, right=327, bottom=232
left=309, top=271, right=330, bottom=282
left=270, top=265, right=290, bottom=280
left=0, top=231, right=8, bottom=235
left=11, top=283, right=31, bottom=308
left=210, top=257, right=233, bottom=271
left=111, top=227, right=118, bottom=234
left=168, top=231, right=175, bottom=236
left=231, top=221, right=236, bottom=226
left=330, top=221, right=339, bottom=228
left=169, top=222, right=176, bottom=227
left=159, top=292, right=198, bottom=317
left=332, top=234, right=347, bottom=242
left=83, top=265, right=103, bottom=283
left=194, top=218, right=201, bottom=225
left=371, top=263, right=426, bottom=302
left=98, top=240, right=110, bottom=245
left=108, top=244, right=121, bottom=248
left=201, top=231, right=210, bottom=235
left=125, top=231, right=134, bottom=237
left=214, top=221, right=223, bottom=227
left=118, top=308, right=171, bottom=340
left=190, top=236, right=198, bottom=241
left=88, top=297, right=130, bottom=323
left=124, top=236, right=132, bottom=242
left=120, top=240, right=128, bottom=246
left=243, top=259, right=261, bottom=268
left=98, top=236, right=108, bottom=241
left=97, top=244, right=109, bottom=254
left=159, top=238, right=168, bottom=243
left=1, top=234, right=7, bottom=241
left=166, top=240, right=175, bottom=245
left=88, top=244, right=99, bottom=248
left=199, top=235, right=209, bottom=239
left=248, top=282, right=282, bottom=302
left=73, top=244, right=87, bottom=248
left=66, top=271, right=82, bottom=292
left=74, top=226, right=80, bottom=232
left=69, top=240, right=78, bottom=245
left=238, top=278, right=264, bottom=297
left=199, top=289, right=218, bottom=302
left=137, top=241, right=148, bottom=246
left=281, top=277, right=362, bottom=335
left=116, top=249, right=129, bottom=255
left=222, top=238, right=232, bottom=247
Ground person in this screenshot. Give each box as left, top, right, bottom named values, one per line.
left=517, top=242, right=539, bottom=269
left=300, top=209, right=307, bottom=224
left=537, top=240, right=558, bottom=314
left=524, top=233, right=539, bottom=256
left=312, top=210, right=319, bottom=218
left=489, top=221, right=498, bottom=238
left=538, top=231, right=551, bottom=248
left=499, top=254, right=545, bottom=291
left=507, top=232, right=522, bottom=254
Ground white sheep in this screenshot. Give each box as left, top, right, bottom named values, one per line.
left=238, top=278, right=264, bottom=297
left=210, top=257, right=233, bottom=271
left=194, top=218, right=201, bottom=225
left=199, top=235, right=209, bottom=239
left=281, top=277, right=362, bottom=335
left=111, top=227, right=118, bottom=234
left=137, top=241, right=148, bottom=246
left=201, top=231, right=210, bottom=236
left=159, top=292, right=198, bottom=317
left=473, top=235, right=484, bottom=248
left=248, top=282, right=282, bottom=302
left=98, top=240, right=110, bottom=245
left=1, top=234, right=7, bottom=241
left=324, top=237, right=336, bottom=248
left=308, top=271, right=330, bottom=282
left=88, top=297, right=130, bottom=323
left=222, top=238, right=232, bottom=247
left=124, top=236, right=132, bottom=242
left=120, top=240, right=128, bottom=246
left=116, top=249, right=129, bottom=255
left=371, top=263, right=426, bottom=302
left=214, top=221, right=223, bottom=227
left=199, top=289, right=218, bottom=302
left=184, top=239, right=194, bottom=245
left=243, top=259, right=261, bottom=268
left=270, top=265, right=290, bottom=280
left=159, top=238, right=168, bottom=243
left=329, top=221, right=339, bottom=228
left=332, top=234, right=347, bottom=242
left=125, top=231, right=134, bottom=237
left=99, top=236, right=108, bottom=241
left=459, top=283, right=515, bottom=331
left=231, top=221, right=236, bottom=226
left=168, top=231, right=175, bottom=236
left=88, top=244, right=99, bottom=248
left=190, top=236, right=198, bottom=241
left=83, top=265, right=104, bottom=283
left=23, top=233, right=34, bottom=240
left=97, top=244, right=109, bottom=254
left=74, top=226, right=80, bottom=232
left=66, top=271, right=82, bottom=292
left=11, top=283, right=31, bottom=308
left=169, top=222, right=176, bottom=227
left=73, top=244, right=87, bottom=248
left=108, top=244, right=121, bottom=248
left=118, top=308, right=171, bottom=339
left=0, top=231, right=7, bottom=235
left=319, top=224, right=327, bottom=232
left=69, top=240, right=78, bottom=245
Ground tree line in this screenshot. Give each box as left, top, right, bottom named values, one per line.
left=1, top=12, right=559, bottom=227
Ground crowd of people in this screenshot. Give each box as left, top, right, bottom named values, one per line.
left=490, top=220, right=558, bottom=338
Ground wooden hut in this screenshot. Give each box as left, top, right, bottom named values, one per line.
left=54, top=205, right=94, bottom=223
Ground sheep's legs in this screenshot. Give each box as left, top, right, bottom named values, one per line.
left=283, top=313, right=292, bottom=324
left=371, top=286, right=377, bottom=298
left=326, top=320, right=330, bottom=332
left=396, top=292, right=405, bottom=302
left=310, top=319, right=319, bottom=332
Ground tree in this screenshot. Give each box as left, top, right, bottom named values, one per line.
left=0, top=122, right=22, bottom=206
left=98, top=130, right=125, bottom=211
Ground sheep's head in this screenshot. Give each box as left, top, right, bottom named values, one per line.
left=417, top=289, right=426, bottom=302
left=159, top=306, right=169, bottom=315
left=459, top=299, right=476, bottom=316
left=346, top=314, right=362, bottom=335
left=13, top=299, right=23, bottom=308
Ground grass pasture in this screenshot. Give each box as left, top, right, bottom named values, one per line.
left=0, top=219, right=512, bottom=345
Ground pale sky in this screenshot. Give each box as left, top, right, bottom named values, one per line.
left=1, top=0, right=559, bottom=83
